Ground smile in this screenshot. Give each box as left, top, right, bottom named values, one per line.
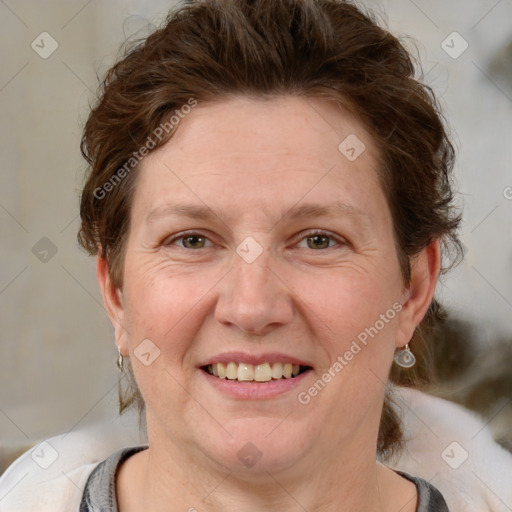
left=203, top=362, right=311, bottom=382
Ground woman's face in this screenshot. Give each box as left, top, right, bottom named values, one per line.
left=100, top=95, right=435, bottom=475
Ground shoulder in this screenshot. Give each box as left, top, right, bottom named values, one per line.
left=0, top=446, right=97, bottom=512
left=390, top=386, right=512, bottom=512
left=80, top=447, right=146, bottom=512
left=0, top=415, right=144, bottom=512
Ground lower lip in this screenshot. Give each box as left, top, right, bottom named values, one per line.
left=199, top=368, right=312, bottom=399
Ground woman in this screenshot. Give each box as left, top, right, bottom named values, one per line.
left=2, top=0, right=469, bottom=510
left=74, top=0, right=463, bottom=509
left=80, top=0, right=463, bottom=510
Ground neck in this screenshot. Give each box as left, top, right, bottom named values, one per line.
left=118, top=432, right=398, bottom=511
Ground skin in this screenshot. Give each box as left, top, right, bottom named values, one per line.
left=97, top=95, right=440, bottom=511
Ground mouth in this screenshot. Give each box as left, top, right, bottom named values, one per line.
left=201, top=362, right=312, bottom=383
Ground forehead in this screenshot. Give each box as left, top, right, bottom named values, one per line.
left=154, top=95, right=379, bottom=165
left=132, top=95, right=386, bottom=224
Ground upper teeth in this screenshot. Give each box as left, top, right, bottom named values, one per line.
left=207, top=362, right=302, bottom=382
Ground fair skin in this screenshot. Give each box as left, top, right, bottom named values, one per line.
left=97, top=95, right=440, bottom=511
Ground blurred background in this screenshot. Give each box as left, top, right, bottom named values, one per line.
left=0, top=0, right=511, bottom=470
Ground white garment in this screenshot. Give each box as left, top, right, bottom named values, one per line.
left=390, top=387, right=512, bottom=511
left=0, top=387, right=511, bottom=511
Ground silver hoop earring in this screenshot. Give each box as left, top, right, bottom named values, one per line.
left=117, top=347, right=124, bottom=372
left=393, top=343, right=416, bottom=368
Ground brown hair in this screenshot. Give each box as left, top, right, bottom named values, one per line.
left=78, top=0, right=462, bottom=459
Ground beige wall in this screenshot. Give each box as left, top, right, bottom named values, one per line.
left=1, top=0, right=511, bottom=447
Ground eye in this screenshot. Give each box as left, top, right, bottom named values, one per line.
left=163, top=230, right=345, bottom=251
left=296, top=230, right=344, bottom=250
left=164, top=232, right=213, bottom=249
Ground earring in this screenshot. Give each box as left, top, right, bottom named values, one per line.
left=394, top=343, right=416, bottom=368
left=116, top=346, right=124, bottom=372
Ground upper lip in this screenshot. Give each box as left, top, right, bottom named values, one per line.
left=198, top=351, right=313, bottom=368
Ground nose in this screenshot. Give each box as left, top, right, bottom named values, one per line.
left=214, top=250, right=294, bottom=336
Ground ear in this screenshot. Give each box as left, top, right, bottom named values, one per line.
left=395, top=239, right=441, bottom=348
left=96, top=256, right=129, bottom=356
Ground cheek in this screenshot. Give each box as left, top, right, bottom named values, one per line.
left=120, top=263, right=199, bottom=417
left=122, top=256, right=199, bottom=330
left=120, top=255, right=225, bottom=365
left=293, top=266, right=403, bottom=385
left=300, top=264, right=401, bottom=332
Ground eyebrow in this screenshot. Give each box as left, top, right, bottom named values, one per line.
left=145, top=200, right=368, bottom=227
left=282, top=201, right=367, bottom=223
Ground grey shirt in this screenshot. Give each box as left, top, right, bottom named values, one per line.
left=80, top=447, right=450, bottom=511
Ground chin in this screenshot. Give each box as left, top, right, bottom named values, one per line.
left=205, top=416, right=314, bottom=475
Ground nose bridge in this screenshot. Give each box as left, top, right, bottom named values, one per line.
left=215, top=246, right=293, bottom=334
